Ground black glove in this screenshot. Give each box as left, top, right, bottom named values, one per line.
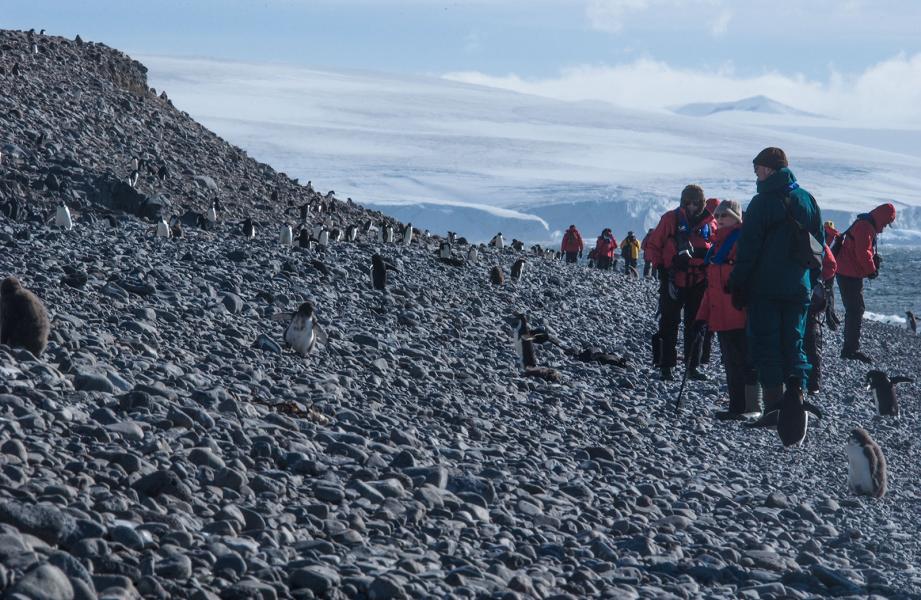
left=658, top=267, right=669, bottom=292
left=727, top=280, right=748, bottom=310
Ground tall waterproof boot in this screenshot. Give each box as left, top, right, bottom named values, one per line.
left=761, top=385, right=784, bottom=415
left=744, top=383, right=763, bottom=415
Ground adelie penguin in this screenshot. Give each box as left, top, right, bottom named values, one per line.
left=511, top=258, right=525, bottom=281
left=370, top=254, right=399, bottom=291
left=847, top=428, right=887, bottom=498
left=490, top=265, right=504, bottom=285
left=242, top=218, right=256, bottom=239
left=467, top=246, right=478, bottom=264
left=279, top=224, right=293, bottom=246
left=865, top=370, right=913, bottom=416
left=506, top=313, right=561, bottom=382
left=54, top=199, right=72, bottom=230
left=345, top=225, right=358, bottom=242
left=437, top=241, right=452, bottom=260
left=272, top=301, right=328, bottom=357
left=489, top=232, right=505, bottom=249
left=402, top=223, right=413, bottom=246
left=296, top=229, right=314, bottom=249
left=745, top=378, right=822, bottom=447
left=0, top=276, right=50, bottom=356
left=207, top=199, right=220, bottom=223
left=155, top=216, right=171, bottom=238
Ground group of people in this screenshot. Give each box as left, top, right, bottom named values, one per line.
left=560, top=225, right=642, bottom=274
left=636, top=147, right=895, bottom=420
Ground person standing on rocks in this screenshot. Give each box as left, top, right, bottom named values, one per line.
left=727, top=147, right=824, bottom=413
left=833, top=203, right=896, bottom=363
left=822, top=220, right=842, bottom=330
left=646, top=185, right=717, bottom=381
left=560, top=224, right=584, bottom=264
left=804, top=240, right=837, bottom=394
left=593, top=228, right=617, bottom=270
left=620, top=231, right=641, bottom=275
left=641, top=228, right=655, bottom=277
left=695, top=200, right=758, bottom=419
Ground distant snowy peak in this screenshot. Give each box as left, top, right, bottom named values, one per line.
left=672, top=95, right=823, bottom=118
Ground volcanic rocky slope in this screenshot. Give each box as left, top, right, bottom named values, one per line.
left=2, top=29, right=921, bottom=600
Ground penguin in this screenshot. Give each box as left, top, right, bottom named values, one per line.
left=907, top=311, right=917, bottom=334
left=489, top=233, right=505, bottom=249
left=511, top=258, right=525, bottom=281
left=299, top=203, right=311, bottom=222
left=345, top=224, right=358, bottom=242
left=272, top=301, right=328, bottom=357
left=0, top=277, right=50, bottom=356
left=296, top=228, right=313, bottom=249
left=847, top=428, right=887, bottom=498
left=467, top=246, right=478, bottom=264
left=402, top=223, right=413, bottom=246
left=54, top=200, right=72, bottom=230
left=384, top=225, right=394, bottom=243
left=371, top=254, right=399, bottom=291
left=511, top=239, right=524, bottom=251
left=279, top=224, right=293, bottom=246
left=318, top=229, right=329, bottom=247
left=447, top=231, right=457, bottom=244
left=331, top=229, right=343, bottom=242
left=169, top=216, right=182, bottom=238
left=490, top=265, right=504, bottom=285
left=376, top=224, right=386, bottom=243
left=128, top=171, right=139, bottom=188
left=207, top=199, right=219, bottom=223
left=155, top=216, right=171, bottom=238
left=745, top=381, right=822, bottom=447
left=506, top=313, right=562, bottom=382
left=242, top=218, right=256, bottom=239
left=865, top=370, right=913, bottom=417
left=438, top=241, right=452, bottom=259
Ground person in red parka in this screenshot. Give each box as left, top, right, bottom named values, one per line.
left=560, top=225, right=584, bottom=264
left=641, top=228, right=654, bottom=277
left=803, top=242, right=837, bottom=394
left=695, top=200, right=757, bottom=419
left=646, top=185, right=718, bottom=380
left=594, top=228, right=617, bottom=270
left=834, top=203, right=896, bottom=363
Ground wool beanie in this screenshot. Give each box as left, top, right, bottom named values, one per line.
left=753, top=147, right=788, bottom=170
left=680, top=184, right=705, bottom=208
left=716, top=200, right=743, bottom=223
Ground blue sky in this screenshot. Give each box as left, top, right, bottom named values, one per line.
left=6, top=0, right=921, bottom=124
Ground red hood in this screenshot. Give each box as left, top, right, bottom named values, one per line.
left=869, top=203, right=896, bottom=233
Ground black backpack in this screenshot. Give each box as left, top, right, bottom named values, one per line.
left=830, top=213, right=877, bottom=257
left=781, top=188, right=823, bottom=270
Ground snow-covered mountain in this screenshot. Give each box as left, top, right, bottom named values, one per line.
left=145, top=57, right=921, bottom=244
left=672, top=95, right=822, bottom=118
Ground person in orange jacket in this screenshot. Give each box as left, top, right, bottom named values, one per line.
left=834, top=203, right=896, bottom=363
left=695, top=200, right=757, bottom=419
left=560, top=225, right=584, bottom=264
left=646, top=185, right=718, bottom=380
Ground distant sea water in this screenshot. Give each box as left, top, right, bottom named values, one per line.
left=856, top=246, right=920, bottom=326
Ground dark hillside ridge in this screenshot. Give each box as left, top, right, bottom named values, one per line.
left=0, top=29, right=389, bottom=228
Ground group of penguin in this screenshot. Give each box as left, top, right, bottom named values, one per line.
left=31, top=198, right=920, bottom=501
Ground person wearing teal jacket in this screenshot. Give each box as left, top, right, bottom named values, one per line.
left=727, top=147, right=824, bottom=414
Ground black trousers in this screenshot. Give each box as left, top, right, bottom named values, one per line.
left=596, top=257, right=612, bottom=270
left=658, top=282, right=706, bottom=369
left=803, top=309, right=822, bottom=391
left=565, top=251, right=578, bottom=264
left=718, top=329, right=754, bottom=414
left=643, top=260, right=652, bottom=277
left=837, top=274, right=865, bottom=354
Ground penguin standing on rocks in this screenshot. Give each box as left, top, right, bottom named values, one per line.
left=242, top=218, right=256, bottom=239
left=865, top=370, right=913, bottom=416
left=438, top=241, right=452, bottom=260
left=279, top=224, right=293, bottom=246
left=384, top=224, right=394, bottom=243
left=346, top=225, right=358, bottom=242
left=371, top=254, right=399, bottom=290
left=402, top=223, right=413, bottom=246
left=0, top=276, right=50, bottom=356
left=907, top=311, right=917, bottom=333
left=847, top=428, right=887, bottom=498
left=54, top=199, right=72, bottom=230
left=745, top=380, right=822, bottom=447
left=506, top=313, right=562, bottom=382
left=272, top=301, right=328, bottom=357
left=490, top=265, right=504, bottom=285
left=318, top=229, right=330, bottom=247
left=296, top=229, right=313, bottom=249
left=155, top=216, right=171, bottom=238
left=489, top=233, right=505, bottom=249
left=511, top=258, right=525, bottom=281
left=467, top=246, right=478, bottom=264
left=207, top=199, right=220, bottom=224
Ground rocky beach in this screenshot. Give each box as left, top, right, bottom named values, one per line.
left=2, top=29, right=921, bottom=600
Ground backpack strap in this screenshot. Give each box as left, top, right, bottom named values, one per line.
left=704, top=229, right=741, bottom=265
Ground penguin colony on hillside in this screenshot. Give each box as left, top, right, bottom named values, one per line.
left=2, top=182, right=918, bottom=501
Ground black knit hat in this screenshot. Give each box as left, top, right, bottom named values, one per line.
left=753, top=147, right=788, bottom=170
left=680, top=184, right=705, bottom=207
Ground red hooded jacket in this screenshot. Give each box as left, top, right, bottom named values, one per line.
left=646, top=200, right=718, bottom=287
left=835, top=204, right=896, bottom=279
left=820, top=243, right=837, bottom=282
left=696, top=224, right=745, bottom=332
left=594, top=230, right=617, bottom=260
left=561, top=227, right=584, bottom=253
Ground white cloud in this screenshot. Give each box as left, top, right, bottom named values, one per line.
left=710, top=9, right=731, bottom=36
left=444, top=52, right=921, bottom=128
